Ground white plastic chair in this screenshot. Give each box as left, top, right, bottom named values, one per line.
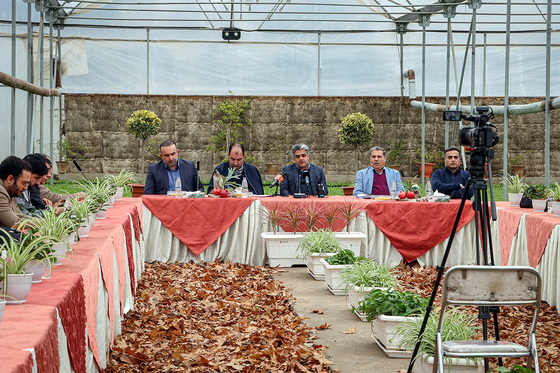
left=433, top=265, right=541, bottom=373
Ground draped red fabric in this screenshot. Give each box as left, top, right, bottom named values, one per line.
left=0, top=346, right=34, bottom=372
left=497, top=207, right=525, bottom=265
left=525, top=213, right=559, bottom=268
left=365, top=200, right=475, bottom=263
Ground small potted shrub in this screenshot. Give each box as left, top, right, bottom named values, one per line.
left=395, top=308, right=482, bottom=372
left=125, top=109, right=162, bottom=174
left=548, top=181, right=560, bottom=217
left=506, top=174, right=526, bottom=207
left=297, top=229, right=342, bottom=280
left=104, top=169, right=137, bottom=200
left=339, top=260, right=399, bottom=321
left=320, top=249, right=366, bottom=295
left=357, top=288, right=428, bottom=356
left=526, top=184, right=549, bottom=212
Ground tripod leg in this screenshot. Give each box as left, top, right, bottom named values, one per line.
left=483, top=190, right=496, bottom=266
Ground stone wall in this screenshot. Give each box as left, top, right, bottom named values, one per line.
left=64, top=94, right=560, bottom=180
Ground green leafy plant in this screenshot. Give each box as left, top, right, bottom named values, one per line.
left=357, top=287, right=428, bottom=321
left=339, top=260, right=399, bottom=294
left=323, top=204, right=340, bottom=232
left=125, top=109, right=162, bottom=173
left=487, top=365, right=534, bottom=373
left=507, top=155, right=524, bottom=173
left=0, top=233, right=57, bottom=275
left=395, top=307, right=480, bottom=366
left=526, top=184, right=549, bottom=200
left=104, top=169, right=137, bottom=188
left=77, top=178, right=114, bottom=212
left=57, top=137, right=89, bottom=162
left=505, top=174, right=526, bottom=194
left=283, top=203, right=304, bottom=234
left=212, top=168, right=241, bottom=192
left=338, top=112, right=375, bottom=171
left=386, top=140, right=410, bottom=166
left=415, top=144, right=445, bottom=169
left=303, top=201, right=324, bottom=232
left=325, top=249, right=365, bottom=265
left=548, top=181, right=560, bottom=202
left=296, top=229, right=342, bottom=257
left=400, top=176, right=420, bottom=193
left=337, top=199, right=362, bottom=232
left=208, top=92, right=252, bottom=161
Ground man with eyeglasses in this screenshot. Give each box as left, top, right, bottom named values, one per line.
left=0, top=155, right=32, bottom=228
left=16, top=154, right=52, bottom=217
left=431, top=146, right=474, bottom=199
left=280, top=144, right=328, bottom=197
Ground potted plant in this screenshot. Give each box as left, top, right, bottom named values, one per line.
left=263, top=134, right=289, bottom=175
left=261, top=203, right=306, bottom=267
left=66, top=197, right=95, bottom=238
left=78, top=179, right=114, bottom=219
left=505, top=174, right=526, bottom=207
left=386, top=140, right=410, bottom=172
left=297, top=229, right=343, bottom=280
left=56, top=137, right=89, bottom=174
left=400, top=176, right=421, bottom=199
left=526, top=184, right=549, bottom=212
left=125, top=109, right=162, bottom=174
left=488, top=366, right=534, bottom=373
left=338, top=112, right=375, bottom=195
left=320, top=249, right=366, bottom=295
left=549, top=181, right=560, bottom=217
left=415, top=145, right=444, bottom=179
left=104, top=169, right=137, bottom=200
left=508, top=155, right=526, bottom=177
left=395, top=308, right=482, bottom=372
left=303, top=201, right=324, bottom=232
left=339, top=260, right=399, bottom=321
left=357, top=288, right=428, bottom=356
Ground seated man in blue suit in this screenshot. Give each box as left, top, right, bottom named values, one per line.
left=207, top=143, right=264, bottom=195
left=280, top=144, right=328, bottom=197
left=144, top=140, right=203, bottom=195
left=353, top=146, right=404, bottom=197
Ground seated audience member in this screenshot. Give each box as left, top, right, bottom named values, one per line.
left=145, top=140, right=203, bottom=195
left=353, top=146, right=404, bottom=197
left=431, top=146, right=474, bottom=199
left=17, top=154, right=50, bottom=218
left=39, top=154, right=85, bottom=205
left=207, top=143, right=264, bottom=195
left=280, top=144, right=328, bottom=197
left=0, top=156, right=32, bottom=227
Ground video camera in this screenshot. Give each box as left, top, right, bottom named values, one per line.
left=443, top=106, right=499, bottom=149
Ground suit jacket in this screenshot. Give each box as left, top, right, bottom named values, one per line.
left=280, top=163, right=328, bottom=197
left=144, top=159, right=203, bottom=195
left=353, top=167, right=404, bottom=197
left=0, top=181, right=23, bottom=228
left=431, top=167, right=474, bottom=199
left=206, top=161, right=264, bottom=195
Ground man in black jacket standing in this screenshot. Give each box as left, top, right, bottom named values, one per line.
left=207, top=143, right=264, bottom=195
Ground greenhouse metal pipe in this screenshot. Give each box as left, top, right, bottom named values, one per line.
left=49, top=22, right=54, bottom=169
left=0, top=72, right=62, bottom=97
left=483, top=33, right=487, bottom=96
left=317, top=32, right=321, bottom=96
left=11, top=0, right=16, bottom=154
left=503, top=0, right=511, bottom=200
left=403, top=69, right=415, bottom=99
left=147, top=29, right=150, bottom=94
left=57, top=27, right=63, bottom=166
left=410, top=97, right=560, bottom=114
left=445, top=19, right=451, bottom=148
left=27, top=3, right=34, bottom=154
left=470, top=7, right=477, bottom=115
left=399, top=31, right=404, bottom=99
left=421, top=20, right=427, bottom=188
left=545, top=0, right=552, bottom=186
left=40, top=11, right=45, bottom=153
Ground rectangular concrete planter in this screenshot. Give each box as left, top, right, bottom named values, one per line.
left=333, top=232, right=365, bottom=257
left=320, top=259, right=351, bottom=294
left=347, top=285, right=374, bottom=321
left=306, top=253, right=336, bottom=279
left=372, top=314, right=420, bottom=353
left=414, top=354, right=483, bottom=373
left=261, top=232, right=305, bottom=267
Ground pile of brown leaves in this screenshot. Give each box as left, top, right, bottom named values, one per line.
left=391, top=264, right=560, bottom=372
left=105, top=261, right=332, bottom=372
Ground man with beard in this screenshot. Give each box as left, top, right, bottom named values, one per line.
left=17, top=154, right=50, bottom=217
left=280, top=144, right=328, bottom=197
left=431, top=146, right=474, bottom=199
left=0, top=156, right=32, bottom=227
left=144, top=140, right=203, bottom=195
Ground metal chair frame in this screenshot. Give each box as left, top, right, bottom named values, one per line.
left=433, top=265, right=541, bottom=373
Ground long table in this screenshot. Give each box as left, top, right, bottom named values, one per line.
left=0, top=198, right=144, bottom=373
left=142, top=195, right=501, bottom=269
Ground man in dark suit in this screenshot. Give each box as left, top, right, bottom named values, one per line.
left=280, top=144, right=328, bottom=197
left=207, top=143, right=264, bottom=195
left=144, top=140, right=203, bottom=195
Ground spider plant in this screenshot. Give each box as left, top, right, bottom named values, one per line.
left=296, top=229, right=342, bottom=257
left=66, top=196, right=94, bottom=226
left=260, top=203, right=283, bottom=234
left=104, top=169, right=137, bottom=188
left=505, top=174, right=526, bottom=194
left=303, top=201, right=324, bottom=232
left=0, top=233, right=57, bottom=275
left=549, top=181, right=560, bottom=202
left=395, top=307, right=481, bottom=366
left=25, top=208, right=74, bottom=241
left=77, top=178, right=113, bottom=212
left=337, top=199, right=361, bottom=232
left=339, top=260, right=399, bottom=294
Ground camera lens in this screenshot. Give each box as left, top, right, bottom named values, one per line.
left=459, top=127, right=477, bottom=147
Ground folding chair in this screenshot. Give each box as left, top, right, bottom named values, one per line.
left=434, top=265, right=541, bottom=373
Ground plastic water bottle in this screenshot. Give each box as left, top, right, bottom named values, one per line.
left=390, top=180, right=397, bottom=200
left=241, top=177, right=249, bottom=198
left=426, top=180, right=432, bottom=198
left=175, top=177, right=181, bottom=198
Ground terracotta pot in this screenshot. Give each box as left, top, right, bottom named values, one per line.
left=341, top=186, right=355, bottom=196
left=512, top=165, right=525, bottom=177
left=56, top=161, right=69, bottom=174
left=418, top=163, right=435, bottom=178
left=266, top=163, right=279, bottom=175
left=388, top=165, right=402, bottom=172
left=129, top=183, right=145, bottom=198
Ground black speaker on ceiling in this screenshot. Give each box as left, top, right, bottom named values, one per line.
left=222, top=28, right=241, bottom=41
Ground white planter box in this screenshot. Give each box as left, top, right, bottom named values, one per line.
left=414, top=354, right=483, bottom=373
left=347, top=285, right=374, bottom=321
left=261, top=232, right=305, bottom=267
left=320, top=259, right=351, bottom=295
left=372, top=314, right=420, bottom=354
left=306, top=253, right=336, bottom=280
left=333, top=232, right=366, bottom=257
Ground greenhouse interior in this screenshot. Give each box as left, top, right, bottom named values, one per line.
left=1, top=0, right=560, bottom=372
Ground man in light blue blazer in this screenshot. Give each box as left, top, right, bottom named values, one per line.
left=353, top=146, right=404, bottom=197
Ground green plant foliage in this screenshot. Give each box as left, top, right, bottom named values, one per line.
left=386, top=140, right=410, bottom=165
left=57, top=138, right=89, bottom=161
left=125, top=110, right=162, bottom=141
left=357, top=287, right=428, bottom=321
left=487, top=365, right=534, bottom=373
left=505, top=174, right=526, bottom=194
left=526, top=184, right=549, bottom=200
left=339, top=260, right=399, bottom=293
left=549, top=181, right=560, bottom=202
left=104, top=169, right=138, bottom=188
left=395, top=307, right=480, bottom=365
left=324, top=249, right=366, bottom=265
left=296, top=229, right=342, bottom=257
left=338, top=112, right=375, bottom=169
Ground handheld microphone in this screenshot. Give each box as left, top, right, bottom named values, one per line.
left=73, top=160, right=89, bottom=182
left=302, top=169, right=310, bottom=185
left=270, top=172, right=285, bottom=188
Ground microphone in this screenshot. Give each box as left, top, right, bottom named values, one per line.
left=270, top=173, right=284, bottom=188
left=73, top=160, right=89, bottom=181
left=302, top=169, right=310, bottom=186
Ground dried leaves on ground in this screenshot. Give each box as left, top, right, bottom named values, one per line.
left=105, top=261, right=332, bottom=372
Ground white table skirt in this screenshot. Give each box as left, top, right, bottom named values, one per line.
left=143, top=200, right=501, bottom=268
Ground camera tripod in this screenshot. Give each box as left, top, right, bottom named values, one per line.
left=406, top=148, right=501, bottom=373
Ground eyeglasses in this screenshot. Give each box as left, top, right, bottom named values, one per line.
left=15, top=177, right=30, bottom=187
